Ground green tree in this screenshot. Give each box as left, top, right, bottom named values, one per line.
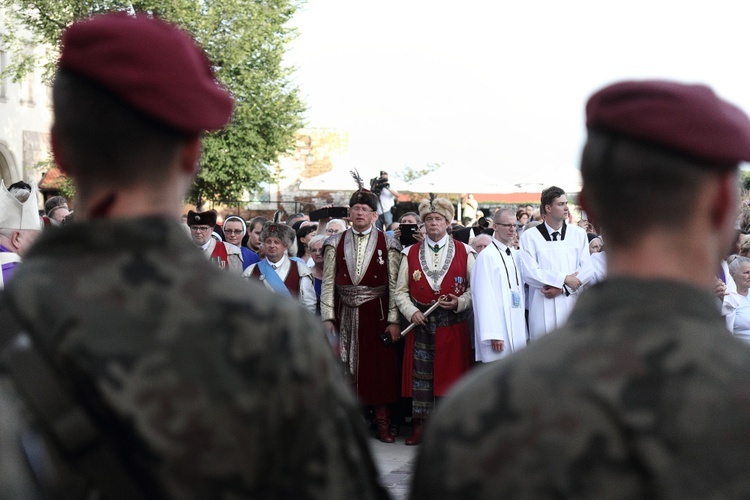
left=395, top=162, right=441, bottom=183
left=0, top=0, right=305, bottom=205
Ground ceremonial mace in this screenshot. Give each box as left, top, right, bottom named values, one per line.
left=381, top=295, right=447, bottom=344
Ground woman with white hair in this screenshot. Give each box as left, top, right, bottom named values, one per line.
left=308, top=233, right=328, bottom=315
left=724, top=256, right=750, bottom=343
left=325, top=218, right=347, bottom=236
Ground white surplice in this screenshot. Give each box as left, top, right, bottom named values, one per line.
left=518, top=222, right=592, bottom=341
left=471, top=239, right=527, bottom=362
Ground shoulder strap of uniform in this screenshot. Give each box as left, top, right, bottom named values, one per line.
left=0, top=293, right=148, bottom=500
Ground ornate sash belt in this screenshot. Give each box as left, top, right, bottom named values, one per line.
left=336, top=284, right=387, bottom=378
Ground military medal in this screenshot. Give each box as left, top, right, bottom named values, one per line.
left=259, top=274, right=265, bottom=281
left=412, top=269, right=422, bottom=282
left=377, top=249, right=384, bottom=265
left=453, top=276, right=465, bottom=295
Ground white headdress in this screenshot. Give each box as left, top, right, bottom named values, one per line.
left=0, top=180, right=42, bottom=231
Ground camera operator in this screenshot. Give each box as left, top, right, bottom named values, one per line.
left=370, top=170, right=399, bottom=230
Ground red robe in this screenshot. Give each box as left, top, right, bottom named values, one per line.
left=402, top=241, right=472, bottom=397
left=334, top=231, right=399, bottom=406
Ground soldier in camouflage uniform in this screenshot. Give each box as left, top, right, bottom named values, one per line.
left=0, top=13, right=387, bottom=499
left=411, top=81, right=750, bottom=499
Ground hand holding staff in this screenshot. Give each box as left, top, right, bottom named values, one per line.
left=381, top=295, right=447, bottom=344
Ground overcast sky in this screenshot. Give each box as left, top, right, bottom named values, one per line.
left=285, top=0, right=750, bottom=183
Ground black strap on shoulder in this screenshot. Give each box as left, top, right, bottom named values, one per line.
left=535, top=221, right=567, bottom=241
left=0, top=294, right=148, bottom=500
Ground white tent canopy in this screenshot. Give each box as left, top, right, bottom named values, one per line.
left=299, top=162, right=581, bottom=195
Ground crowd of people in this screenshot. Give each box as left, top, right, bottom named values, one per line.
left=162, top=180, right=624, bottom=448
left=4, top=10, right=750, bottom=500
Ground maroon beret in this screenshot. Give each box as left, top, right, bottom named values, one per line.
left=187, top=210, right=217, bottom=227
left=59, top=12, right=233, bottom=135
left=586, top=80, right=750, bottom=165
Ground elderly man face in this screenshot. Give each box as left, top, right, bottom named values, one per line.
left=471, top=234, right=492, bottom=253
left=424, top=213, right=449, bottom=241
left=190, top=223, right=213, bottom=246
left=223, top=219, right=245, bottom=247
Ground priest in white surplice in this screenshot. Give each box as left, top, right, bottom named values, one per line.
left=518, top=186, right=593, bottom=341
left=472, top=208, right=528, bottom=362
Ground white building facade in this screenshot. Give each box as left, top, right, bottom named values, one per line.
left=0, top=9, right=53, bottom=188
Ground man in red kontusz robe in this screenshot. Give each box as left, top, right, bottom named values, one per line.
left=394, top=195, right=475, bottom=445
left=321, top=183, right=403, bottom=443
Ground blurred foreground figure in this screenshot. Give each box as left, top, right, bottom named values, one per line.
left=411, top=80, right=750, bottom=499
left=0, top=13, right=386, bottom=500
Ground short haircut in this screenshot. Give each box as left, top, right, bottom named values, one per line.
left=308, top=234, right=328, bottom=248
left=540, top=186, right=565, bottom=215
left=581, top=129, right=730, bottom=247
left=44, top=196, right=68, bottom=215
left=326, top=219, right=346, bottom=230
left=52, top=70, right=186, bottom=192
left=729, top=256, right=750, bottom=277
left=515, top=208, right=527, bottom=221
left=248, top=216, right=268, bottom=232
left=286, top=213, right=306, bottom=226
left=493, top=208, right=514, bottom=223
left=399, top=212, right=421, bottom=223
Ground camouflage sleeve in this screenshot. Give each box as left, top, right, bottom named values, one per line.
left=96, top=296, right=388, bottom=499
left=256, top=310, right=389, bottom=499
left=410, top=358, right=647, bottom=500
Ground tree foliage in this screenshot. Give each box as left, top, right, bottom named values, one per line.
left=395, top=162, right=441, bottom=183
left=0, top=0, right=305, bottom=205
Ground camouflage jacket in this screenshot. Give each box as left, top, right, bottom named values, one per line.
left=411, top=277, right=750, bottom=500
left=2, top=217, right=388, bottom=500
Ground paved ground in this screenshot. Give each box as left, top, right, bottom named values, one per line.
left=370, top=432, right=418, bottom=500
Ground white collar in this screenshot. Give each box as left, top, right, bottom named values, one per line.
left=493, top=238, right=510, bottom=253
left=426, top=234, right=449, bottom=248
left=200, top=239, right=213, bottom=251
left=544, top=221, right=563, bottom=236
left=266, top=254, right=288, bottom=269
left=351, top=226, right=373, bottom=236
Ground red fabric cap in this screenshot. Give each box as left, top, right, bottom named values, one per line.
left=586, top=80, right=750, bottom=164
left=59, top=12, right=233, bottom=135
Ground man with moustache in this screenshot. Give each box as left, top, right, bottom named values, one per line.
left=321, top=176, right=402, bottom=443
